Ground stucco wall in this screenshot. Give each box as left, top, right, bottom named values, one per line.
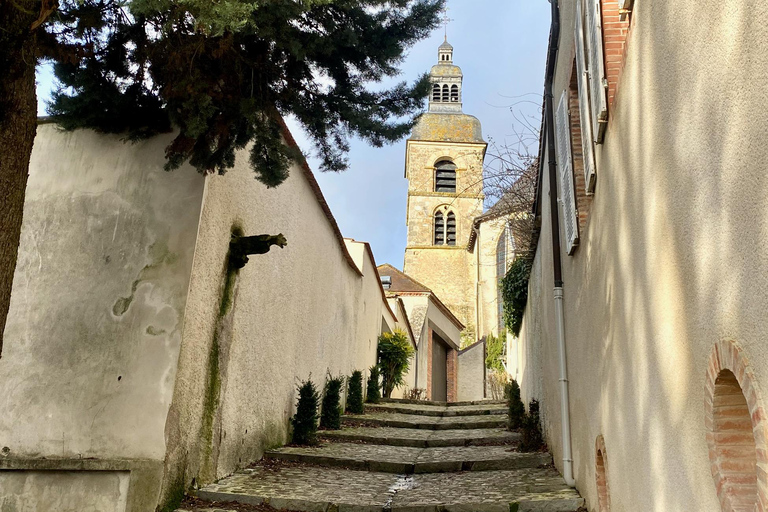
left=161, top=135, right=382, bottom=499
left=458, top=341, right=485, bottom=401
left=520, top=1, right=768, bottom=511
left=0, top=125, right=205, bottom=512
left=476, top=217, right=507, bottom=339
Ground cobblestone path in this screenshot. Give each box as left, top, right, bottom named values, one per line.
left=179, top=399, right=583, bottom=512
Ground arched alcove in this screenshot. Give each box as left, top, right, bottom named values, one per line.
left=705, top=340, right=767, bottom=512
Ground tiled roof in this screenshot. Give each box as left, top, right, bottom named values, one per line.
left=377, top=264, right=432, bottom=293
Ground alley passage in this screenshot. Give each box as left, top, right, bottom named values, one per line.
left=178, top=399, right=584, bottom=511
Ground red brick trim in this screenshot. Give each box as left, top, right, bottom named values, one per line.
left=426, top=328, right=433, bottom=400
left=447, top=348, right=458, bottom=403
left=705, top=339, right=767, bottom=512
left=595, top=435, right=611, bottom=512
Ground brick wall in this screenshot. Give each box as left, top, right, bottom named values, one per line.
left=601, top=0, right=631, bottom=109
left=568, top=64, right=594, bottom=235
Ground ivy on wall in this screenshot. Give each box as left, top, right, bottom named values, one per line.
left=501, top=257, right=533, bottom=337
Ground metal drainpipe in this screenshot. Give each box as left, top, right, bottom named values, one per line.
left=543, top=0, right=575, bottom=487
left=475, top=225, right=481, bottom=342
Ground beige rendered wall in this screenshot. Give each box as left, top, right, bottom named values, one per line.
left=0, top=125, right=205, bottom=512
left=476, top=218, right=507, bottom=339
left=458, top=341, right=485, bottom=401
left=161, top=137, right=382, bottom=501
left=520, top=1, right=768, bottom=511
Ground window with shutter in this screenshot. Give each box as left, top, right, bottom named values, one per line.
left=556, top=91, right=579, bottom=254
left=576, top=0, right=597, bottom=192
left=446, top=212, right=456, bottom=246
left=434, top=211, right=445, bottom=245
left=441, top=85, right=449, bottom=102
left=585, top=0, right=608, bottom=143
left=435, top=160, right=457, bottom=193
left=450, top=85, right=459, bottom=102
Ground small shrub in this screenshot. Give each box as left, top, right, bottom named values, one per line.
left=505, top=380, right=525, bottom=430
left=405, top=387, right=426, bottom=401
left=320, top=373, right=344, bottom=430
left=366, top=365, right=381, bottom=403
left=346, top=370, right=364, bottom=414
left=291, top=379, right=320, bottom=445
left=519, top=399, right=545, bottom=452
left=377, top=329, right=415, bottom=398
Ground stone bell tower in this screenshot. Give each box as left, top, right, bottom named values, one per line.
left=402, top=39, right=487, bottom=333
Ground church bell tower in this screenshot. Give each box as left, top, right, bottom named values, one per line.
left=402, top=39, right=487, bottom=331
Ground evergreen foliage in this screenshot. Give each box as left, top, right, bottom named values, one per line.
left=320, top=373, right=344, bottom=430
left=46, top=0, right=445, bottom=187
left=519, top=399, right=545, bottom=452
left=501, top=257, right=533, bottom=336
left=485, top=331, right=506, bottom=373
left=290, top=379, right=320, bottom=445
left=346, top=370, right=364, bottom=414
left=504, top=379, right=525, bottom=430
left=377, top=329, right=415, bottom=398
left=366, top=365, right=381, bottom=404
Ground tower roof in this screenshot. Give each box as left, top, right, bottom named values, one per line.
left=409, top=112, right=484, bottom=143
left=439, top=39, right=453, bottom=50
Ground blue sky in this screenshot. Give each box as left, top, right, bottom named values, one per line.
left=36, top=1, right=551, bottom=270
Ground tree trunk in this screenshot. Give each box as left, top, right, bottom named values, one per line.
left=0, top=4, right=39, bottom=356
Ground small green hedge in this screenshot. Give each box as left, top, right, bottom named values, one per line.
left=291, top=379, right=319, bottom=445
left=347, top=370, right=364, bottom=414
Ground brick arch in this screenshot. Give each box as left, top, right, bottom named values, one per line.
left=705, top=339, right=768, bottom=512
left=595, top=435, right=611, bottom=512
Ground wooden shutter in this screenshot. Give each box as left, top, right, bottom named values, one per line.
left=555, top=91, right=579, bottom=254
left=575, top=0, right=597, bottom=192
left=585, top=0, right=608, bottom=143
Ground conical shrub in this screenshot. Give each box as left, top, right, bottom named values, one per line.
left=366, top=365, right=381, bottom=404
left=519, top=399, right=545, bottom=452
left=505, top=379, right=526, bottom=430
left=347, top=370, right=364, bottom=414
left=291, top=379, right=319, bottom=445
left=320, top=374, right=344, bottom=430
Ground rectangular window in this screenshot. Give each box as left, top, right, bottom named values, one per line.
left=575, top=0, right=597, bottom=192
left=585, top=0, right=608, bottom=143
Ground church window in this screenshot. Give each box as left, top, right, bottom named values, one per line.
left=446, top=212, right=456, bottom=246
left=434, top=211, right=445, bottom=245
left=432, top=84, right=441, bottom=102
left=441, top=84, right=450, bottom=102
left=435, top=160, right=456, bottom=193
left=450, top=85, right=459, bottom=102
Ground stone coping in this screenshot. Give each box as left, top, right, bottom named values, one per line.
left=319, top=426, right=518, bottom=448
left=265, top=443, right=550, bottom=474
left=195, top=466, right=584, bottom=512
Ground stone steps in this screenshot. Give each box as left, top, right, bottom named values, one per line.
left=194, top=465, right=585, bottom=512
left=319, top=426, right=519, bottom=448
left=380, top=398, right=506, bottom=407
left=342, top=412, right=507, bottom=430
left=264, top=442, right=549, bottom=474
left=365, top=402, right=506, bottom=417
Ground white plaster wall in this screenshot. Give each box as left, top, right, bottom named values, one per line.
left=458, top=342, right=485, bottom=401
left=162, top=136, right=381, bottom=494
left=520, top=1, right=768, bottom=511
left=0, top=125, right=204, bottom=461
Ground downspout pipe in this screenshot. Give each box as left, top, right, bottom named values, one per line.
left=543, top=0, right=576, bottom=487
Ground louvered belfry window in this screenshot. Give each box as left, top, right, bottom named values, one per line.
left=432, top=84, right=441, bottom=102
left=435, top=160, right=457, bottom=193
left=441, top=85, right=450, bottom=102
left=450, top=85, right=459, bottom=102
left=434, top=211, right=445, bottom=245
left=446, top=212, right=457, bottom=246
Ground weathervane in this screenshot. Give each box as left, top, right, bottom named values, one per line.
left=440, top=5, right=454, bottom=39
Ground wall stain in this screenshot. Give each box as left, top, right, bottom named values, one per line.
left=112, top=242, right=177, bottom=317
